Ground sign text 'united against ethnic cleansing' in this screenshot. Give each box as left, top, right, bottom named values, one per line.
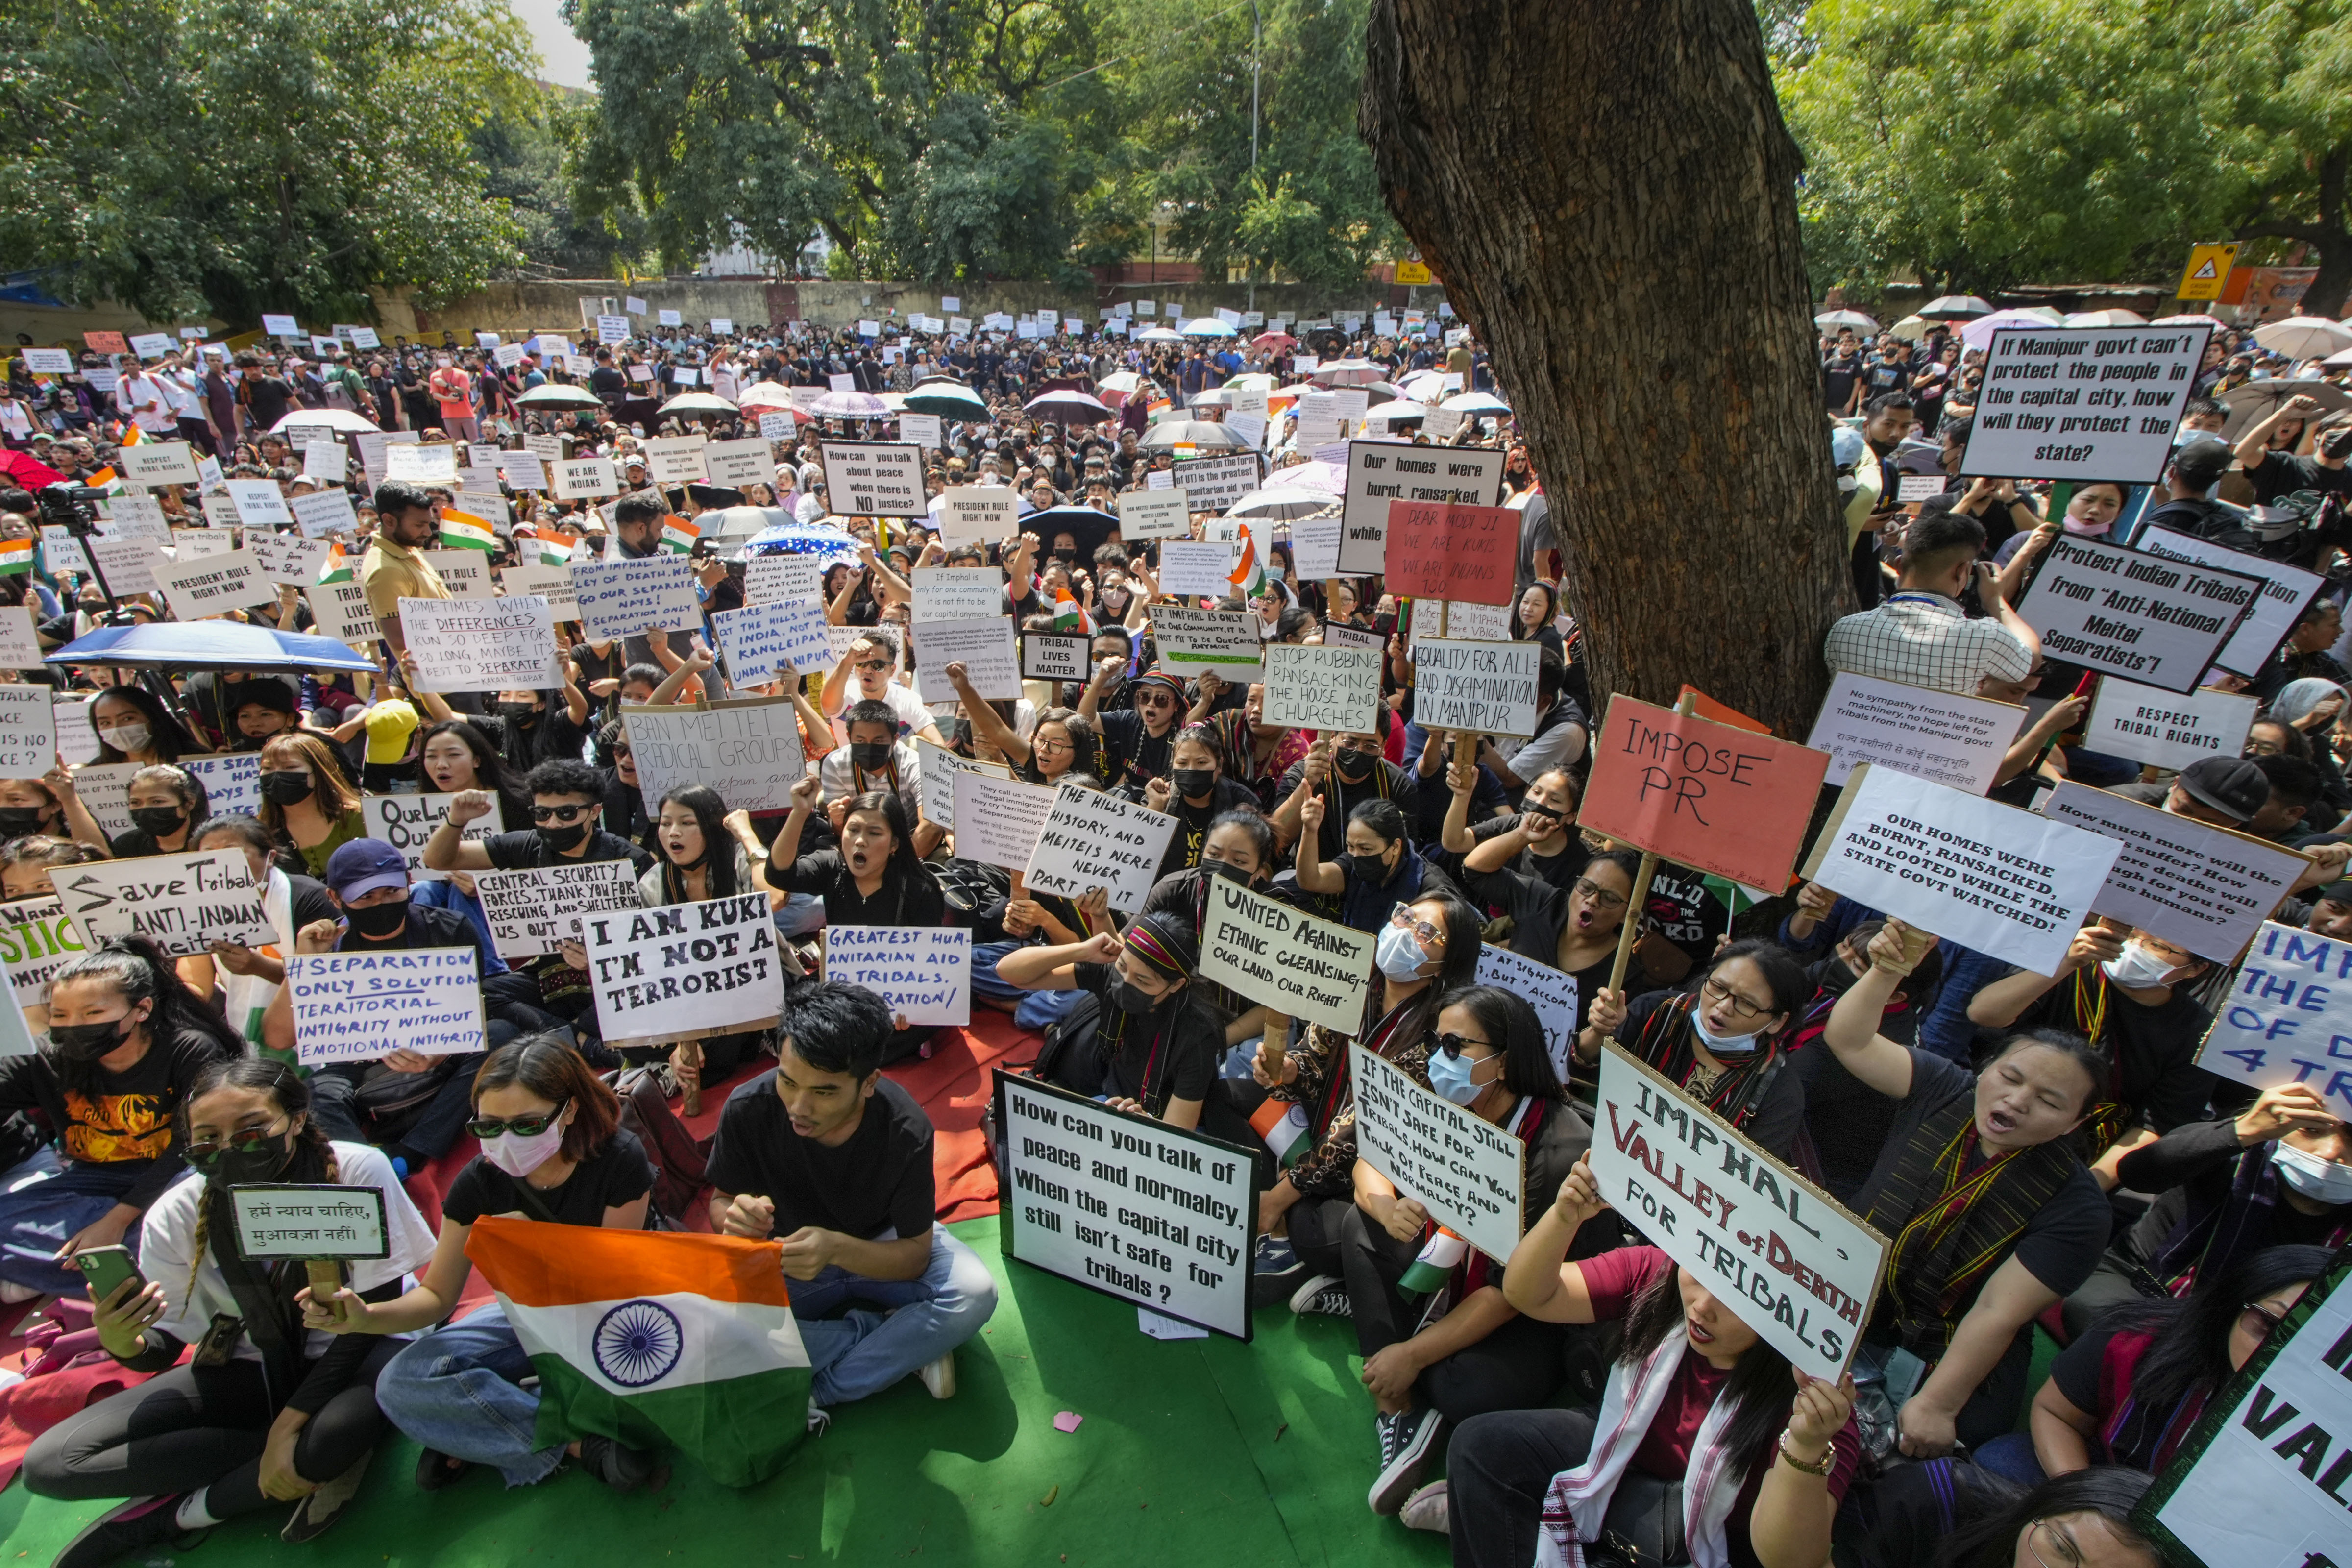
left=1196, top=878, right=1373, bottom=1034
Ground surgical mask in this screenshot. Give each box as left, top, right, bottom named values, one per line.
left=1376, top=923, right=1431, bottom=981
left=850, top=742, right=893, bottom=771
left=482, top=1119, right=568, bottom=1179
left=1426, top=1047, right=1488, bottom=1107
left=538, top=820, right=591, bottom=852
left=46, top=1015, right=134, bottom=1060
left=2060, top=513, right=2112, bottom=537
left=99, top=722, right=151, bottom=755
left=345, top=898, right=410, bottom=939
left=497, top=702, right=540, bottom=727
left=1332, top=749, right=1373, bottom=781
left=0, top=806, right=48, bottom=836
left=259, top=770, right=314, bottom=805
left=1172, top=768, right=1214, bottom=797
left=1112, top=978, right=1166, bottom=1016
left=2273, top=1142, right=2352, bottom=1205
left=1690, top=1008, right=1765, bottom=1058
left=128, top=806, right=186, bottom=836
left=2102, top=940, right=2178, bottom=991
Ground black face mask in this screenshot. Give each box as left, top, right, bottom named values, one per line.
left=539, top=820, right=592, bottom=852
left=47, top=1016, right=133, bottom=1060
left=850, top=742, right=893, bottom=771
left=1172, top=768, right=1214, bottom=798
left=1333, top=749, right=1373, bottom=781
left=1113, top=978, right=1167, bottom=1015
left=190, top=1132, right=296, bottom=1189
left=128, top=806, right=186, bottom=836
left=346, top=898, right=410, bottom=939
left=1810, top=955, right=1862, bottom=997
left=0, top=806, right=49, bottom=836
left=1205, top=857, right=1259, bottom=888
left=1344, top=851, right=1392, bottom=884
left=498, top=702, right=540, bottom=727
left=258, top=770, right=314, bottom=806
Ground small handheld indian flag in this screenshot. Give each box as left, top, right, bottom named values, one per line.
left=1052, top=585, right=1091, bottom=633
left=438, top=507, right=498, bottom=553
left=1397, top=1225, right=1469, bottom=1296
left=661, top=514, right=699, bottom=555
left=532, top=527, right=581, bottom=566
left=0, top=537, right=32, bottom=576
left=1227, top=522, right=1267, bottom=599
left=316, top=543, right=351, bottom=585
left=1249, top=1099, right=1312, bottom=1167
left=465, top=1215, right=810, bottom=1488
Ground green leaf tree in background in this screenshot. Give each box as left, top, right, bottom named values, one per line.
left=473, top=86, right=657, bottom=281
left=0, top=0, right=535, bottom=325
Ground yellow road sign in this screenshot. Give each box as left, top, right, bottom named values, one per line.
left=2176, top=243, right=2240, bottom=301
left=1393, top=260, right=1433, bottom=286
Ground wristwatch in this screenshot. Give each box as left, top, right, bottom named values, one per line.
left=1777, top=1430, right=1834, bottom=1476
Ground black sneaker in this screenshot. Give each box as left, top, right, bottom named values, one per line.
left=1251, top=1235, right=1307, bottom=1306
left=577, top=1433, right=656, bottom=1491
left=1288, top=1274, right=1351, bottom=1317
left=53, top=1494, right=195, bottom=1568
left=1368, top=1407, right=1443, bottom=1515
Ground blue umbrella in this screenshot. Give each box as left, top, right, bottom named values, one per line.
left=742, top=520, right=863, bottom=563
left=47, top=621, right=379, bottom=673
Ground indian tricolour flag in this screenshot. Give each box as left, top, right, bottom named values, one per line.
left=316, top=543, right=351, bottom=585
left=1249, top=1099, right=1312, bottom=1166
left=1227, top=522, right=1267, bottom=599
left=464, top=1215, right=810, bottom=1487
left=660, top=514, right=699, bottom=555
left=528, top=527, right=580, bottom=566
left=437, top=507, right=498, bottom=553
left=0, top=537, right=32, bottom=576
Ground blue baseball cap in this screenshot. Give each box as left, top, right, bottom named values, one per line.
left=326, top=838, right=411, bottom=901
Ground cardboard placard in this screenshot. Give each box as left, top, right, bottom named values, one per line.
left=494, top=563, right=577, bottom=620
left=155, top=550, right=274, bottom=620
left=570, top=555, right=701, bottom=642
left=121, top=441, right=199, bottom=487
left=1803, top=671, right=2024, bottom=794
left=2081, top=679, right=2258, bottom=774
left=743, top=552, right=826, bottom=606
left=361, top=792, right=503, bottom=880
left=706, top=438, right=772, bottom=489
left=304, top=574, right=379, bottom=647
left=916, top=739, right=1011, bottom=827
left=2135, top=525, right=2328, bottom=678
left=712, top=597, right=831, bottom=686
left=1020, top=632, right=1091, bottom=683
left=176, top=752, right=261, bottom=817
left=1476, top=944, right=1580, bottom=1081
left=1155, top=540, right=1238, bottom=599
left=2013, top=535, right=2262, bottom=694
left=950, top=770, right=1058, bottom=871
left=822, top=926, right=970, bottom=1027
left=227, top=1185, right=391, bottom=1260
left=640, top=434, right=709, bottom=486
left=284, top=948, right=486, bottom=1063
left=818, top=441, right=927, bottom=518
left=910, top=567, right=1005, bottom=623
left=398, top=596, right=558, bottom=693
left=472, top=859, right=640, bottom=960
left=290, top=488, right=358, bottom=538
left=2041, top=781, right=2310, bottom=960
left=940, top=488, right=1019, bottom=546
left=223, top=479, right=292, bottom=528
left=621, top=698, right=806, bottom=818
left=550, top=456, right=618, bottom=501
left=52, top=850, right=274, bottom=958
left=1958, top=324, right=2215, bottom=483
left=1021, top=785, right=1179, bottom=916
left=2195, top=920, right=2352, bottom=1119
left=0, top=684, right=55, bottom=775
left=1150, top=605, right=1262, bottom=682
left=1196, top=877, right=1373, bottom=1034
left=0, top=896, right=84, bottom=1010
left=1114, top=489, right=1190, bottom=540
left=1338, top=441, right=1504, bottom=576
left=1580, top=695, right=1831, bottom=892
left=384, top=442, right=459, bottom=485
left=913, top=618, right=1019, bottom=704
left=1350, top=1045, right=1524, bottom=1264
left=1410, top=638, right=1543, bottom=737
left=1259, top=643, right=1383, bottom=734
left=246, top=531, right=332, bottom=588
left=1170, top=452, right=1264, bottom=515
left=582, top=893, right=784, bottom=1047
left=1382, top=500, right=1516, bottom=606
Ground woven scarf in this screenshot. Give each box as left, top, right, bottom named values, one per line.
left=1536, top=1334, right=1745, bottom=1568
left=1312, top=991, right=1430, bottom=1140
left=2145, top=1140, right=2352, bottom=1295
left=2063, top=971, right=2133, bottom=1157
left=1863, top=1093, right=2082, bottom=1357
left=1634, top=992, right=1782, bottom=1130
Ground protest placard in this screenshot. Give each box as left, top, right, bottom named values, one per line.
left=1410, top=638, right=1543, bottom=737
left=1584, top=695, right=1833, bottom=892
left=639, top=435, right=709, bottom=486
left=222, top=479, right=292, bottom=529
left=1287, top=514, right=1342, bottom=578
left=916, top=739, right=1010, bottom=827
left=121, top=441, right=198, bottom=487
left=1259, top=643, right=1382, bottom=734
left=701, top=438, right=770, bottom=490
left=1407, top=597, right=1512, bottom=646
left=939, top=488, right=1018, bottom=546
left=1351, top=1045, right=1524, bottom=1263
left=0, top=685, right=54, bottom=778
left=2082, top=679, right=2258, bottom=774
left=1591, top=1046, right=1886, bottom=1380
left=1803, top=671, right=2024, bottom=793
left=305, top=573, right=377, bottom=647
left=1321, top=619, right=1381, bottom=654
left=495, top=451, right=547, bottom=493
left=2133, top=525, right=2327, bottom=677
left=384, top=442, right=458, bottom=485
left=51, top=696, right=96, bottom=769
left=1338, top=441, right=1504, bottom=576
left=2013, top=535, right=2262, bottom=694
left=818, top=441, right=926, bottom=517
left=1476, top=944, right=1580, bottom=1080
left=1802, top=763, right=2122, bottom=976
left=1022, top=786, right=1178, bottom=915
left=177, top=752, right=260, bottom=817
left=1150, top=605, right=1262, bottom=682
left=52, top=850, right=273, bottom=958
left=1155, top=541, right=1237, bottom=599
left=911, top=567, right=1005, bottom=623
left=711, top=597, right=830, bottom=686
left=399, top=596, right=557, bottom=693
left=64, top=761, right=133, bottom=841
left=1020, top=632, right=1090, bottom=683
left=175, top=525, right=235, bottom=558
left=288, top=488, right=357, bottom=539
left=994, top=1072, right=1257, bottom=1338
left=155, top=550, right=274, bottom=620
left=0, top=897, right=84, bottom=1010
left=472, top=859, right=640, bottom=960
left=362, top=792, right=502, bottom=880
left=1170, top=453, right=1263, bottom=514
left=1115, top=489, right=1190, bottom=540
left=2041, top=781, right=2309, bottom=959
left=283, top=948, right=485, bottom=1064
left=618, top=698, right=799, bottom=817
left=1382, top=501, right=1517, bottom=606
left=2194, top=920, right=2352, bottom=1119
left=246, top=530, right=330, bottom=588
left=1197, top=877, right=1373, bottom=1034
left=0, top=608, right=39, bottom=681
left=2132, top=1247, right=2352, bottom=1568
left=898, top=414, right=941, bottom=452
left=570, top=555, right=700, bottom=642
left=743, top=552, right=825, bottom=605
left=1958, top=324, right=2215, bottom=483
left=550, top=456, right=617, bottom=501
left=952, top=771, right=1059, bottom=871
left=101, top=490, right=168, bottom=537
left=493, top=563, right=576, bottom=620
left=822, top=927, right=970, bottom=1026
left=582, top=893, right=784, bottom=1047
left=914, top=618, right=1020, bottom=704
left=227, top=1186, right=390, bottom=1261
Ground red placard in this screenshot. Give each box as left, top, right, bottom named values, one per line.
left=1382, top=500, right=1516, bottom=605
left=1580, top=694, right=1831, bottom=890
left=84, top=331, right=127, bottom=354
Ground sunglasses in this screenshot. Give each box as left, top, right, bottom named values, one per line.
left=530, top=803, right=594, bottom=823
left=186, top=1118, right=292, bottom=1164
left=1430, top=1031, right=1494, bottom=1061
left=466, top=1101, right=569, bottom=1140
left=854, top=659, right=890, bottom=673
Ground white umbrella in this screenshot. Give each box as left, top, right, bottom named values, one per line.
left=1311, top=358, right=1387, bottom=386
left=1135, top=327, right=1185, bottom=344
left=1099, top=371, right=1149, bottom=395
left=267, top=408, right=379, bottom=433
left=2152, top=313, right=2228, bottom=327
left=1886, top=315, right=1931, bottom=342
left=1271, top=459, right=1345, bottom=494
left=1815, top=309, right=1880, bottom=330
left=1224, top=372, right=1278, bottom=393
left=1188, top=388, right=1235, bottom=409
left=1441, top=391, right=1512, bottom=414
left=733, top=381, right=796, bottom=410
left=1364, top=400, right=1431, bottom=427
left=1396, top=368, right=1447, bottom=402
left=1920, top=294, right=1996, bottom=320
left=658, top=392, right=737, bottom=416
left=1181, top=318, right=1238, bottom=338
left=2324, top=345, right=2352, bottom=367
left=2065, top=309, right=2147, bottom=327
left=1227, top=487, right=1337, bottom=521
left=810, top=390, right=889, bottom=418
left=2017, top=306, right=2067, bottom=325
left=2254, top=316, right=2352, bottom=361
left=1960, top=309, right=2064, bottom=353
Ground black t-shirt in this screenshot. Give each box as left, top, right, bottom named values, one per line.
left=1070, top=961, right=1221, bottom=1114
left=770, top=849, right=945, bottom=928
left=286, top=871, right=339, bottom=931
left=1158, top=776, right=1259, bottom=879
left=483, top=828, right=655, bottom=876
left=1822, top=355, right=1863, bottom=409
left=441, top=1129, right=656, bottom=1227
left=334, top=898, right=506, bottom=979
left=1461, top=814, right=1589, bottom=896
left=0, top=1025, right=233, bottom=1207
left=1611, top=988, right=1808, bottom=1161
left=2246, top=449, right=2352, bottom=507
left=704, top=1072, right=936, bottom=1241
left=2009, top=979, right=2216, bottom=1136
left=1094, top=709, right=1178, bottom=792
left=1274, top=757, right=1422, bottom=863
left=1643, top=865, right=1729, bottom=968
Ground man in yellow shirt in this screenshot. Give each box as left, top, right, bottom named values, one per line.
left=359, top=480, right=449, bottom=655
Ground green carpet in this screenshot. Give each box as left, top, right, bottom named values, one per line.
left=0, top=1217, right=1449, bottom=1567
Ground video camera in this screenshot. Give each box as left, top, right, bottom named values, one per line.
left=34, top=483, right=107, bottom=537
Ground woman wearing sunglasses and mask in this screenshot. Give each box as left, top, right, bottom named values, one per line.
left=25, top=1058, right=436, bottom=1563
left=254, top=733, right=367, bottom=880
left=303, top=1036, right=659, bottom=1494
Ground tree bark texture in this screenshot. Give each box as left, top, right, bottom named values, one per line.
left=1361, top=0, right=1851, bottom=737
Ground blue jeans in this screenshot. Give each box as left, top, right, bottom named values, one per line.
left=376, top=1302, right=566, bottom=1486
left=1972, top=1430, right=2047, bottom=1484
left=793, top=1229, right=997, bottom=1408
left=0, top=1151, right=146, bottom=1297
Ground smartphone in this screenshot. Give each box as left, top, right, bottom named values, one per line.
left=74, top=1243, right=146, bottom=1302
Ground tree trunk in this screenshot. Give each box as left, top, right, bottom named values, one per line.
left=1360, top=0, right=1850, bottom=737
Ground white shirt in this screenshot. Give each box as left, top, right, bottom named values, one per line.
left=115, top=374, right=172, bottom=433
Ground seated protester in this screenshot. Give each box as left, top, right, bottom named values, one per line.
left=969, top=881, right=1111, bottom=1026
left=819, top=627, right=945, bottom=746
left=1195, top=673, right=1313, bottom=812
left=1296, top=796, right=1455, bottom=933
left=25, top=1060, right=435, bottom=1561
left=2245, top=750, right=2327, bottom=842
left=707, top=983, right=998, bottom=1416
left=88, top=685, right=201, bottom=768
left=263, top=839, right=523, bottom=1178
left=0, top=937, right=242, bottom=1302
left=423, top=758, right=655, bottom=1054
left=1273, top=716, right=1423, bottom=865
left=1408, top=730, right=1509, bottom=844
left=1459, top=1164, right=1863, bottom=1567
left=221, top=678, right=303, bottom=753
left=466, top=680, right=594, bottom=776
left=1779, top=880, right=2008, bottom=1063
left=0, top=833, right=105, bottom=907
left=103, top=763, right=208, bottom=859
left=307, top=1037, right=662, bottom=1491
left=1138, top=808, right=1293, bottom=1043
left=193, top=815, right=339, bottom=1056
left=819, top=698, right=937, bottom=855
left=1437, top=760, right=1588, bottom=895
left=1142, top=723, right=1266, bottom=880
left=591, top=720, right=652, bottom=852
left=1297, top=987, right=1603, bottom=1519
left=302, top=683, right=420, bottom=794
left=1781, top=919, right=1945, bottom=1201
left=417, top=718, right=532, bottom=834
left=0, top=774, right=107, bottom=856
left=1080, top=665, right=1185, bottom=795
left=1822, top=921, right=2112, bottom=1456
left=995, top=911, right=1230, bottom=1134
left=2059, top=1082, right=2349, bottom=1338
left=637, top=785, right=769, bottom=1086
left=1253, top=892, right=1486, bottom=1303
left=1466, top=843, right=1687, bottom=1054
left=1844, top=1463, right=2161, bottom=1568
left=1583, top=940, right=1812, bottom=1162
left=1966, top=922, right=2220, bottom=1188
left=1468, top=645, right=1587, bottom=799
left=2011, top=1242, right=2332, bottom=1486
left=1060, top=624, right=1137, bottom=711
left=945, top=665, right=1094, bottom=789
left=256, top=732, right=369, bottom=879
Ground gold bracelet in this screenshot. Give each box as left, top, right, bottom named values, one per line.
left=1776, top=1430, right=1834, bottom=1476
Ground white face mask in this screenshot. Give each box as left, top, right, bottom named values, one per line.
left=1690, top=1007, right=1766, bottom=1057
left=2273, top=1142, right=2352, bottom=1205
left=2102, top=940, right=2178, bottom=991
left=482, top=1119, right=567, bottom=1180
left=99, top=721, right=150, bottom=754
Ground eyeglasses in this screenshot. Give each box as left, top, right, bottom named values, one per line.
left=530, top=803, right=594, bottom=823
left=1700, top=976, right=1774, bottom=1022
left=1033, top=736, right=1077, bottom=755
left=1388, top=904, right=1441, bottom=947
left=1431, top=1032, right=1494, bottom=1061
left=2237, top=1302, right=2289, bottom=1343
left=2024, top=1519, right=2084, bottom=1568
left=1573, top=876, right=1628, bottom=911
left=186, top=1117, right=291, bottom=1163
left=466, top=1101, right=569, bottom=1140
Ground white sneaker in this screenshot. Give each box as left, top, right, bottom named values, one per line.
left=918, top=1352, right=957, bottom=1399
left=1399, top=1479, right=1448, bottom=1534
left=0, top=1280, right=41, bottom=1304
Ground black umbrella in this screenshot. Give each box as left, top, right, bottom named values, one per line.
left=1021, top=503, right=1122, bottom=560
